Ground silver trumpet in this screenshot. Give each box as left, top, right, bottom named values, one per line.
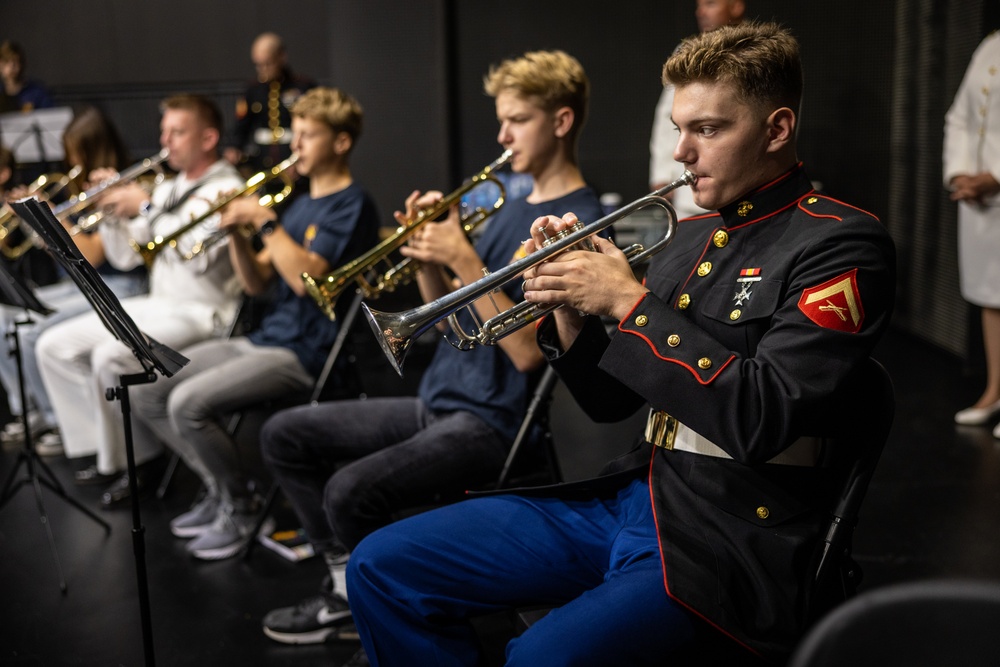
left=363, top=170, right=696, bottom=375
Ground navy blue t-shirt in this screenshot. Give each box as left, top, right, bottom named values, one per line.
left=418, top=186, right=603, bottom=443
left=247, top=182, right=380, bottom=377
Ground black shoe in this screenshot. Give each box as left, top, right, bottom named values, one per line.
left=98, top=456, right=167, bottom=509
left=100, top=471, right=148, bottom=509
left=75, top=464, right=119, bottom=486
left=262, top=577, right=353, bottom=644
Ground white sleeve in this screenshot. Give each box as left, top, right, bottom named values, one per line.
left=649, top=85, right=683, bottom=188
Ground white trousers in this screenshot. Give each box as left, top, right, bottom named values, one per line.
left=36, top=295, right=222, bottom=472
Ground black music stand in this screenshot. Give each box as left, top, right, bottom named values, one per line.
left=0, top=107, right=73, bottom=173
left=9, top=197, right=188, bottom=667
left=0, top=258, right=112, bottom=595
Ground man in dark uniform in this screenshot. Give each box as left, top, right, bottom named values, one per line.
left=344, top=21, right=896, bottom=666
left=224, top=32, right=315, bottom=173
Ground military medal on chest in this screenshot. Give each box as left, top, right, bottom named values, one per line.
left=734, top=267, right=761, bottom=306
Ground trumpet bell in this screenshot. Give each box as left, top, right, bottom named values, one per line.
left=362, top=304, right=413, bottom=377
left=302, top=273, right=342, bottom=320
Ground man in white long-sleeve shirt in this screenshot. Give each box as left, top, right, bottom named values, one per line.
left=648, top=0, right=745, bottom=220
left=36, top=94, right=244, bottom=508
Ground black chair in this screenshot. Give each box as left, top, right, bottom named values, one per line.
left=495, top=366, right=562, bottom=489
left=787, top=579, right=1000, bottom=667
left=499, top=358, right=895, bottom=666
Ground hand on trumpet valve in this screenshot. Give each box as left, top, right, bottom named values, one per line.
left=521, top=213, right=649, bottom=322
left=218, top=194, right=272, bottom=232
left=393, top=189, right=445, bottom=228
left=397, top=191, right=471, bottom=268
left=88, top=167, right=118, bottom=186
left=97, top=181, right=148, bottom=219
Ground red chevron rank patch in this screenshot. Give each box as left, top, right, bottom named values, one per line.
left=797, top=268, right=864, bottom=333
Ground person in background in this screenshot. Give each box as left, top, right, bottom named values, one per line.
left=945, top=29, right=1000, bottom=437
left=0, top=40, right=53, bottom=112
left=35, top=94, right=243, bottom=509
left=0, top=107, right=148, bottom=456
left=648, top=0, right=745, bottom=219
left=131, top=87, right=380, bottom=561
left=224, top=32, right=316, bottom=173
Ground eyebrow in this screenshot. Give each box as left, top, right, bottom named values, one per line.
left=669, top=114, right=731, bottom=126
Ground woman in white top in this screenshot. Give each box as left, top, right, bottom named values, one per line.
left=945, top=30, right=1000, bottom=435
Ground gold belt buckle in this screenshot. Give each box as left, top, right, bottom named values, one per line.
left=645, top=409, right=678, bottom=449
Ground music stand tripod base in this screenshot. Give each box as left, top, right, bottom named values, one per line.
left=0, top=316, right=111, bottom=595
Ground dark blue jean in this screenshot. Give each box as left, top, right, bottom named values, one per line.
left=259, top=396, right=509, bottom=552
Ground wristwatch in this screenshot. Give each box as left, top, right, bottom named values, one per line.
left=259, top=219, right=280, bottom=236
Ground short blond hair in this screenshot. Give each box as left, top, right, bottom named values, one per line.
left=291, top=87, right=363, bottom=148
left=663, top=21, right=802, bottom=115
left=484, top=50, right=589, bottom=143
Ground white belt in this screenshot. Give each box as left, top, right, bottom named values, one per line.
left=253, top=127, right=293, bottom=145
left=644, top=409, right=820, bottom=466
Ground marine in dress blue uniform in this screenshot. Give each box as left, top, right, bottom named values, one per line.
left=345, top=24, right=896, bottom=666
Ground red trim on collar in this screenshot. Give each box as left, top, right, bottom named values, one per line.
left=677, top=191, right=808, bottom=298
left=752, top=167, right=796, bottom=194
left=728, top=197, right=803, bottom=231
left=681, top=212, right=721, bottom=222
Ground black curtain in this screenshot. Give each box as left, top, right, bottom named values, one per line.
left=888, top=0, right=988, bottom=358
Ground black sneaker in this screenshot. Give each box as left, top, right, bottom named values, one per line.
left=343, top=648, right=370, bottom=667
left=262, top=586, right=353, bottom=644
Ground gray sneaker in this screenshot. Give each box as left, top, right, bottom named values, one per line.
left=170, top=494, right=221, bottom=538
left=186, top=502, right=271, bottom=560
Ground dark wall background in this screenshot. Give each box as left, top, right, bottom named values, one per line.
left=5, top=0, right=985, bottom=360
left=3, top=0, right=894, bottom=225
left=449, top=0, right=895, bottom=219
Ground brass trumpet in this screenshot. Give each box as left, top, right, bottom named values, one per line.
left=363, top=171, right=696, bottom=375
left=0, top=166, right=84, bottom=259
left=301, top=150, right=512, bottom=320
left=130, top=154, right=298, bottom=267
